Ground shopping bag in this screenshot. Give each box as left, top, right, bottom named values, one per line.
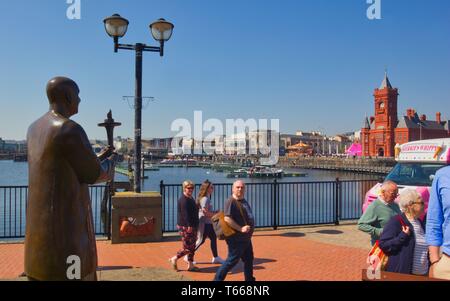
left=367, top=240, right=388, bottom=270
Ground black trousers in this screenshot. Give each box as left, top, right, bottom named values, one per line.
left=195, top=223, right=218, bottom=258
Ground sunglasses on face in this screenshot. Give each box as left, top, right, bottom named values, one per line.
left=384, top=191, right=399, bottom=196
left=185, top=186, right=194, bottom=190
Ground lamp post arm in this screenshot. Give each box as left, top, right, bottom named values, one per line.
left=117, top=43, right=136, bottom=51
left=142, top=45, right=161, bottom=52
left=115, top=43, right=160, bottom=53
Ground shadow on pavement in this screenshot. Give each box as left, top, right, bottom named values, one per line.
left=315, top=230, right=343, bottom=235
left=189, top=257, right=275, bottom=275
left=162, top=236, right=181, bottom=242
left=255, top=232, right=306, bottom=238
left=97, top=266, right=133, bottom=271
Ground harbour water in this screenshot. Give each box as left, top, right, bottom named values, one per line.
left=0, top=160, right=380, bottom=189
left=0, top=160, right=381, bottom=238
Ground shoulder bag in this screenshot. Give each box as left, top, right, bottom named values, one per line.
left=211, top=199, right=247, bottom=240
left=367, top=215, right=407, bottom=271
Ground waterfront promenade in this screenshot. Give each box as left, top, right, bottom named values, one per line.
left=277, top=156, right=395, bottom=175
left=0, top=223, right=372, bottom=281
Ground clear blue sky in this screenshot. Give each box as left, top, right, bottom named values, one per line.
left=1, top=0, right=450, bottom=140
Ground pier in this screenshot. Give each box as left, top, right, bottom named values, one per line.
left=278, top=157, right=395, bottom=175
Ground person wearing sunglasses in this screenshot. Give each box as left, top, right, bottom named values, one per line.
left=169, top=180, right=200, bottom=272
left=358, top=180, right=401, bottom=246
left=379, top=189, right=428, bottom=275
left=184, top=180, right=224, bottom=265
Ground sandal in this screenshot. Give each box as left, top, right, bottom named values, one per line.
left=169, top=258, right=178, bottom=271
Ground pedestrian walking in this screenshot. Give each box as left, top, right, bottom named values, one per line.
left=426, top=165, right=450, bottom=280
left=169, top=180, right=200, bottom=272
left=379, top=189, right=429, bottom=275
left=358, top=180, right=401, bottom=245
left=214, top=180, right=255, bottom=281
left=184, top=180, right=224, bottom=264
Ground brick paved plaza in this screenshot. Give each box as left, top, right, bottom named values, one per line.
left=0, top=223, right=374, bottom=281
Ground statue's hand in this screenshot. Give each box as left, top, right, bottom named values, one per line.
left=97, top=146, right=115, bottom=160
left=108, top=152, right=119, bottom=163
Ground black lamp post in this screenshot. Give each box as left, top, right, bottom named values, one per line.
left=103, top=14, right=174, bottom=193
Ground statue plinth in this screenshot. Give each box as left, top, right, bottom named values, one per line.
left=111, top=192, right=162, bottom=244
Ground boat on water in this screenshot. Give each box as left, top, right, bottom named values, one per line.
left=248, top=166, right=284, bottom=178
left=226, top=168, right=249, bottom=178
left=144, top=163, right=160, bottom=171
left=227, top=166, right=284, bottom=178
left=159, top=158, right=198, bottom=165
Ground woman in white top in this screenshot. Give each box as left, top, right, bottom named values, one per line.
left=185, top=180, right=224, bottom=264
left=402, top=190, right=429, bottom=276
left=379, top=188, right=429, bottom=275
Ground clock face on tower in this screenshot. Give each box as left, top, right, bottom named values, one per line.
left=379, top=102, right=385, bottom=109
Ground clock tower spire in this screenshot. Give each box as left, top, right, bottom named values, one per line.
left=372, top=71, right=399, bottom=157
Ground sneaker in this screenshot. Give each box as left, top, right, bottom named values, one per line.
left=183, top=255, right=196, bottom=265
left=211, top=256, right=225, bottom=264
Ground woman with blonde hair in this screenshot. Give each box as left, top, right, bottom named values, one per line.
left=169, top=180, right=200, bottom=271
left=185, top=180, right=224, bottom=264
left=379, top=188, right=429, bottom=275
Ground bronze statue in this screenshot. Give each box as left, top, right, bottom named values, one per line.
left=25, top=76, right=117, bottom=281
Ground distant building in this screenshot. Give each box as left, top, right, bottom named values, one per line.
left=113, top=137, right=135, bottom=155
left=361, top=73, right=450, bottom=157
left=213, top=135, right=225, bottom=155
left=0, top=139, right=27, bottom=153
left=113, top=136, right=128, bottom=153
left=248, top=130, right=277, bottom=156
left=145, top=137, right=174, bottom=158
left=331, top=135, right=352, bottom=154
left=222, top=130, right=278, bottom=156
left=224, top=133, right=247, bottom=155
left=280, top=132, right=348, bottom=155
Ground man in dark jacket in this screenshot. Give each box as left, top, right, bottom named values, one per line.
left=214, top=180, right=255, bottom=281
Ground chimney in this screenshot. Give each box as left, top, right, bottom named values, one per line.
left=420, top=114, right=427, bottom=121
left=436, top=112, right=442, bottom=123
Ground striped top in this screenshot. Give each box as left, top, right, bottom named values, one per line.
left=409, top=218, right=429, bottom=275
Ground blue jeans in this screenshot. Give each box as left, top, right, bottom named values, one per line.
left=213, top=237, right=255, bottom=281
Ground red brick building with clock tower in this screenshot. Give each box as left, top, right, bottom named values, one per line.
left=361, top=73, right=450, bottom=157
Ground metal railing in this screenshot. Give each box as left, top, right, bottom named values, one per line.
left=1, top=179, right=379, bottom=238
left=160, top=178, right=379, bottom=232
left=0, top=185, right=111, bottom=239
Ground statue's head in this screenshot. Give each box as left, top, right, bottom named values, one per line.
left=46, top=76, right=81, bottom=116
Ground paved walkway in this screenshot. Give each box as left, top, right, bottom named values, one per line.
left=0, top=223, right=372, bottom=281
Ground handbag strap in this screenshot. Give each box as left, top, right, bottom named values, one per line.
left=397, top=215, right=407, bottom=227
left=233, top=198, right=248, bottom=225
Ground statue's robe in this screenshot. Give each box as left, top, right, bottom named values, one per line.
left=25, top=111, right=101, bottom=280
